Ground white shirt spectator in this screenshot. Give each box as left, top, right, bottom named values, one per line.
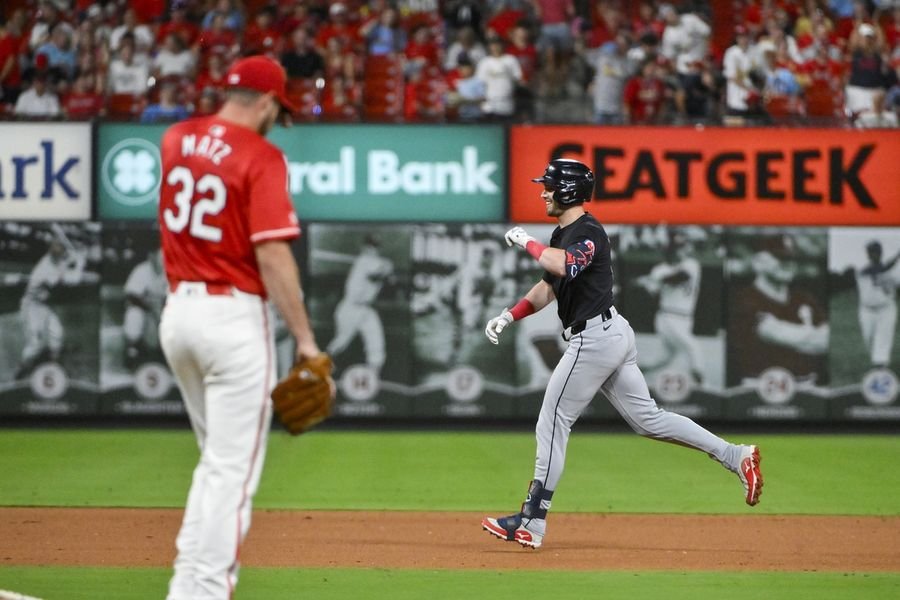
left=14, top=85, right=61, bottom=117
left=109, top=24, right=155, bottom=53
left=723, top=42, right=753, bottom=111
left=108, top=59, right=150, bottom=95
left=661, top=13, right=710, bottom=74
left=475, top=53, right=522, bottom=116
left=153, top=49, right=196, bottom=78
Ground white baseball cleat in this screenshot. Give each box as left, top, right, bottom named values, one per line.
left=738, top=445, right=763, bottom=506
left=482, top=514, right=544, bottom=549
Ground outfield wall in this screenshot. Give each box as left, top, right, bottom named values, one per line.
left=1, top=123, right=898, bottom=423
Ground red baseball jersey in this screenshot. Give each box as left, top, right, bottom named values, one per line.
left=158, top=116, right=300, bottom=297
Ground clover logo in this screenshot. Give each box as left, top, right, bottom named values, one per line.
left=101, top=138, right=162, bottom=207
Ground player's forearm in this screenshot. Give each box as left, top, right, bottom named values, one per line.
left=255, top=241, right=319, bottom=358
left=523, top=280, right=555, bottom=312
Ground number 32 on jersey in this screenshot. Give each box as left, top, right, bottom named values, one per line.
left=163, top=166, right=226, bottom=242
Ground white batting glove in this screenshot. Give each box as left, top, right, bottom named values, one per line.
left=504, top=226, right=536, bottom=250
left=485, top=309, right=514, bottom=345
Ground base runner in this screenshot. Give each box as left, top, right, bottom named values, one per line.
left=481, top=159, right=763, bottom=549
left=158, top=56, right=330, bottom=599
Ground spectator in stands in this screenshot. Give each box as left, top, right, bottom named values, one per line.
left=153, top=32, right=196, bottom=79
left=476, top=36, right=523, bottom=121
left=195, top=52, right=228, bottom=97
left=0, top=9, right=27, bottom=104
left=674, top=56, right=720, bottom=122
left=885, top=7, right=900, bottom=52
left=62, top=70, right=104, bottom=119
left=798, top=44, right=845, bottom=90
left=244, top=6, right=283, bottom=56
left=485, top=2, right=529, bottom=42
left=201, top=0, right=244, bottom=33
left=443, top=0, right=484, bottom=43
left=445, top=26, right=487, bottom=70
left=586, top=1, right=625, bottom=49
left=14, top=72, right=60, bottom=118
left=29, top=1, right=66, bottom=51
left=623, top=58, right=665, bottom=124
left=758, top=40, right=801, bottom=98
left=361, top=7, right=406, bottom=57
left=855, top=88, right=898, bottom=127
left=82, top=3, right=113, bottom=49
left=753, top=17, right=803, bottom=66
left=197, top=13, right=239, bottom=62
left=659, top=3, right=710, bottom=76
left=36, top=23, right=77, bottom=81
left=281, top=27, right=325, bottom=79
left=446, top=53, right=486, bottom=121
left=405, top=24, right=442, bottom=77
left=157, top=1, right=200, bottom=48
left=533, top=0, right=576, bottom=66
left=316, top=3, right=360, bottom=53
left=632, top=1, right=665, bottom=40
left=107, top=40, right=150, bottom=96
left=110, top=7, right=154, bottom=55
left=845, top=22, right=892, bottom=116
left=277, top=1, right=313, bottom=38
left=723, top=25, right=756, bottom=117
left=140, top=80, right=190, bottom=123
left=627, top=31, right=660, bottom=67
left=323, top=36, right=359, bottom=81
left=589, top=29, right=630, bottom=124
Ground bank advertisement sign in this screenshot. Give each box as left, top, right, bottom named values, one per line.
left=0, top=123, right=92, bottom=221
left=98, top=124, right=506, bottom=221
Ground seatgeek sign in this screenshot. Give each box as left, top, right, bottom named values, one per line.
left=0, top=123, right=92, bottom=221
left=97, top=124, right=505, bottom=221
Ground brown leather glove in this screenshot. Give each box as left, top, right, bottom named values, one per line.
left=271, top=352, right=334, bottom=435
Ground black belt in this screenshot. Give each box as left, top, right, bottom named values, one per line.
left=569, top=307, right=614, bottom=335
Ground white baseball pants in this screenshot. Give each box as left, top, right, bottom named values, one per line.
left=160, top=283, right=275, bottom=600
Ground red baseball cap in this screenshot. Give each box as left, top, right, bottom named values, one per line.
left=225, top=55, right=297, bottom=113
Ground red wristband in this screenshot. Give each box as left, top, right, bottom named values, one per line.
left=509, top=298, right=535, bottom=321
left=525, top=240, right=547, bottom=260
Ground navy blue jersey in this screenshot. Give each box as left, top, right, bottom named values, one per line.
left=542, top=213, right=614, bottom=327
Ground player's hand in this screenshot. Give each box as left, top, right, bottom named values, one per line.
left=485, top=309, right=514, bottom=345
left=505, top=227, right=536, bottom=250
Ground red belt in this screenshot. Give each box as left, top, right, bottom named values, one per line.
left=169, top=281, right=235, bottom=296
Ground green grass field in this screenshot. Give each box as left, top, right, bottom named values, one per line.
left=1, top=430, right=899, bottom=599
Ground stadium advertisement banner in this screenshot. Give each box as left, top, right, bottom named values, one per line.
left=97, top=124, right=505, bottom=221
left=509, top=126, right=900, bottom=226
left=0, top=124, right=92, bottom=221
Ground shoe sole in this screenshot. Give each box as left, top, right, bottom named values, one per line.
left=742, top=446, right=764, bottom=506
left=481, top=517, right=541, bottom=549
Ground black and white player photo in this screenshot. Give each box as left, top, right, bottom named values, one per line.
left=828, top=228, right=900, bottom=411
left=620, top=225, right=726, bottom=404
left=98, top=223, right=177, bottom=412
left=410, top=223, right=518, bottom=416
left=0, top=222, right=101, bottom=411
left=306, top=223, right=411, bottom=415
left=725, top=228, right=829, bottom=393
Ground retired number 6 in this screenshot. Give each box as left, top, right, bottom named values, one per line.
left=163, top=166, right=227, bottom=242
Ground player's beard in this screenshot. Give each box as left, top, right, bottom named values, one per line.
left=258, top=100, right=279, bottom=136
left=545, top=197, right=565, bottom=217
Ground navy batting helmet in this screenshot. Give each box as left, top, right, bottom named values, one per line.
left=531, top=159, right=595, bottom=205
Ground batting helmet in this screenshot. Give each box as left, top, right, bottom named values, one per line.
left=531, top=159, right=595, bottom=205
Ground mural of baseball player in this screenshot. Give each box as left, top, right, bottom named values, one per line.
left=15, top=236, right=89, bottom=379
left=633, top=229, right=705, bottom=384
left=122, top=248, right=168, bottom=368
left=855, top=240, right=900, bottom=369
left=325, top=235, right=395, bottom=376
left=727, top=231, right=829, bottom=387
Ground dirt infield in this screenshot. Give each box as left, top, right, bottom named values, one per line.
left=2, top=508, right=899, bottom=572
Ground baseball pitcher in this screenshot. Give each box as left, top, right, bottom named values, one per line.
left=158, top=56, right=332, bottom=600
left=481, top=159, right=763, bottom=549
left=122, top=248, right=167, bottom=368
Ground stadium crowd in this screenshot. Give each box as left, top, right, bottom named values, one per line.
left=0, top=0, right=898, bottom=127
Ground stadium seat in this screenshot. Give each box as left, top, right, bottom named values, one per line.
left=106, top=94, right=147, bottom=120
